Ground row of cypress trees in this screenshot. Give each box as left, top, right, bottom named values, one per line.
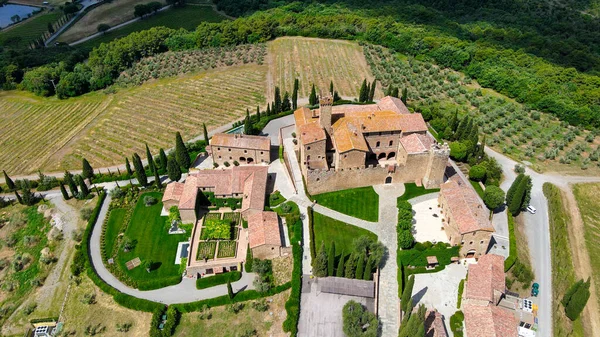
left=313, top=242, right=375, bottom=281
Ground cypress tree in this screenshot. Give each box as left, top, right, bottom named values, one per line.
left=175, top=132, right=191, bottom=170
left=509, top=176, right=528, bottom=216
left=227, top=280, right=234, bottom=299
left=152, top=159, right=162, bottom=188
left=313, top=242, right=328, bottom=277
left=359, top=79, right=368, bottom=102
left=477, top=135, right=486, bottom=159
left=401, top=87, right=408, bottom=104
left=145, top=143, right=154, bottom=169
left=309, top=84, right=317, bottom=106
left=506, top=174, right=524, bottom=210
left=363, top=257, right=373, bottom=280
left=401, top=275, right=415, bottom=313
left=60, top=182, right=69, bottom=200
left=369, top=80, right=376, bottom=102
left=3, top=170, right=15, bottom=191
left=521, top=175, right=533, bottom=210
left=82, top=158, right=94, bottom=180
left=76, top=175, right=89, bottom=199
left=292, top=78, right=299, bottom=110
left=355, top=253, right=365, bottom=280
left=203, top=123, right=209, bottom=144
left=463, top=118, right=474, bottom=142
left=244, top=116, right=252, bottom=136
left=132, top=153, right=148, bottom=187
left=64, top=171, right=78, bottom=196
left=344, top=254, right=356, bottom=279
left=336, top=251, right=345, bottom=277
left=125, top=157, right=133, bottom=176
left=256, top=106, right=261, bottom=121
left=266, top=103, right=271, bottom=116
left=14, top=190, right=23, bottom=204
left=274, top=86, right=282, bottom=113
left=282, top=91, right=291, bottom=112
left=333, top=91, right=341, bottom=102
left=159, top=148, right=168, bottom=170
left=455, top=116, right=469, bottom=141
left=329, top=80, right=334, bottom=95
left=167, top=157, right=182, bottom=182
left=392, top=87, right=399, bottom=98
left=327, top=242, right=336, bottom=277
left=564, top=278, right=591, bottom=320
left=365, top=82, right=371, bottom=102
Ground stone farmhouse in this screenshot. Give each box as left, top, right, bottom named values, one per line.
left=248, top=211, right=284, bottom=259
left=438, top=175, right=495, bottom=258
left=207, top=133, right=271, bottom=166
left=462, top=254, right=536, bottom=337
left=293, top=95, right=449, bottom=194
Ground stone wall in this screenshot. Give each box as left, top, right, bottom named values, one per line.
left=212, top=145, right=270, bottom=166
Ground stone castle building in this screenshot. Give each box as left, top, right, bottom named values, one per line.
left=207, top=133, right=271, bottom=166
left=293, top=95, right=449, bottom=194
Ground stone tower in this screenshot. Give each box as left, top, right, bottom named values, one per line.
left=422, top=143, right=450, bottom=189
left=319, top=94, right=333, bottom=135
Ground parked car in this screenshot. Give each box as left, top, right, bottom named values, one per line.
left=526, top=205, right=537, bottom=214
left=531, top=282, right=539, bottom=297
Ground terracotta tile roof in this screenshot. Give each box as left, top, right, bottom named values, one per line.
left=162, top=182, right=184, bottom=202
left=440, top=179, right=494, bottom=234
left=425, top=310, right=448, bottom=337
left=299, top=123, right=327, bottom=144
left=178, top=166, right=267, bottom=212
left=211, top=133, right=270, bottom=151
left=332, top=120, right=369, bottom=153
left=463, top=304, right=518, bottom=337
left=247, top=211, right=281, bottom=248
left=398, top=113, right=428, bottom=133
left=465, top=254, right=506, bottom=303
left=400, top=133, right=435, bottom=153
left=377, top=96, right=410, bottom=115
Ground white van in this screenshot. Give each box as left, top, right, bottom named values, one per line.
left=526, top=205, right=537, bottom=214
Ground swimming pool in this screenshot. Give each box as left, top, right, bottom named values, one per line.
left=0, top=4, right=41, bottom=29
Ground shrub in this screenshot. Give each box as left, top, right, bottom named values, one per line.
left=483, top=185, right=505, bottom=211
left=251, top=299, right=269, bottom=312
left=468, top=165, right=486, bottom=181
left=24, top=303, right=37, bottom=315
left=450, top=311, right=464, bottom=337
left=196, top=271, right=242, bottom=289
left=457, top=279, right=465, bottom=308
left=562, top=278, right=591, bottom=321
left=227, top=302, right=244, bottom=314
left=398, top=230, right=414, bottom=249
left=144, top=195, right=157, bottom=206
left=342, top=300, right=379, bottom=337
left=80, top=208, right=93, bottom=221
left=81, top=292, right=97, bottom=305
left=224, top=161, right=230, bottom=167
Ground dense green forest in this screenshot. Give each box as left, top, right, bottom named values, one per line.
left=1, top=0, right=599, bottom=127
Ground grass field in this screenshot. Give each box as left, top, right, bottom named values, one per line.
left=0, top=64, right=266, bottom=175
left=542, top=183, right=585, bottom=337
left=73, top=4, right=227, bottom=51
left=57, top=0, right=167, bottom=44
left=268, top=37, right=383, bottom=102
left=174, top=289, right=290, bottom=336
left=102, top=208, right=127, bottom=260
left=116, top=192, right=186, bottom=288
left=398, top=183, right=440, bottom=201
left=312, top=212, right=377, bottom=259
left=0, top=10, right=62, bottom=48
left=313, top=186, right=379, bottom=222
left=572, top=183, right=600, bottom=324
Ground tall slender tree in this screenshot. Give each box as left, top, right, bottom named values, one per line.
left=145, top=143, right=154, bottom=169
left=159, top=148, right=168, bottom=170
left=125, top=157, right=133, bottom=176
left=401, top=87, right=408, bottom=104
left=82, top=158, right=94, bottom=180
left=266, top=103, right=271, bottom=116
left=203, top=123, right=209, bottom=144
left=14, top=190, right=23, bottom=204
left=167, top=157, right=181, bottom=182
left=400, top=275, right=415, bottom=313
left=3, top=170, right=15, bottom=191
left=359, top=79, right=368, bottom=102
left=282, top=91, right=291, bottom=112
left=64, top=170, right=78, bottom=196
left=506, top=173, right=524, bottom=208
left=344, top=254, right=357, bottom=279
left=244, top=115, right=253, bottom=135
left=76, top=175, right=89, bottom=199
left=274, top=86, right=282, bottom=113
left=336, top=251, right=345, bottom=277
left=256, top=105, right=261, bottom=121
left=227, top=280, right=234, bottom=299
left=329, top=80, right=334, bottom=95
left=368, top=80, right=376, bottom=102
left=292, top=78, right=299, bottom=110
left=153, top=163, right=162, bottom=188
left=355, top=253, right=365, bottom=280
left=175, top=132, right=191, bottom=170
left=363, top=257, right=373, bottom=280
left=132, top=153, right=148, bottom=187
left=392, top=87, right=399, bottom=98
left=309, top=84, right=318, bottom=105
left=313, top=242, right=328, bottom=277
left=59, top=182, right=69, bottom=200
left=327, top=242, right=336, bottom=277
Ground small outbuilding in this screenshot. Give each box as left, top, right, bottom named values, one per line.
left=248, top=211, right=282, bottom=259
left=426, top=256, right=439, bottom=269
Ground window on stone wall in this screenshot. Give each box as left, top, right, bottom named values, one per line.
left=389, top=140, right=393, bottom=146
left=469, top=241, right=473, bottom=245
left=376, top=141, right=380, bottom=147
left=260, top=151, right=263, bottom=154
left=244, top=150, right=247, bottom=153
left=307, top=146, right=311, bottom=150
left=228, top=148, right=231, bottom=152
left=480, top=240, right=484, bottom=244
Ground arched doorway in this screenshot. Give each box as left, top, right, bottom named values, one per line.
left=247, top=158, right=254, bottom=164
left=239, top=157, right=246, bottom=163
left=387, top=152, right=396, bottom=160
left=385, top=176, right=392, bottom=184
left=378, top=153, right=386, bottom=160
left=466, top=250, right=476, bottom=259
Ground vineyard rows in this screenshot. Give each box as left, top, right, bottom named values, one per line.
left=268, top=37, right=383, bottom=101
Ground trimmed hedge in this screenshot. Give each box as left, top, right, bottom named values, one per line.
left=196, top=271, right=242, bottom=290
left=504, top=213, right=517, bottom=272
left=457, top=279, right=465, bottom=308
left=307, top=207, right=316, bottom=260
left=282, top=211, right=303, bottom=336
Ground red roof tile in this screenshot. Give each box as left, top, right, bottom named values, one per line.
left=162, top=182, right=184, bottom=202
left=400, top=133, right=435, bottom=153
left=465, top=254, right=506, bottom=303
left=248, top=211, right=281, bottom=248
left=211, top=133, right=270, bottom=151
left=440, top=179, right=494, bottom=234
left=463, top=304, right=518, bottom=337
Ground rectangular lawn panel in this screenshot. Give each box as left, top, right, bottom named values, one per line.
left=313, top=186, right=379, bottom=222
left=196, top=271, right=242, bottom=289
left=398, top=183, right=440, bottom=201
left=312, top=212, right=377, bottom=259
left=197, top=241, right=217, bottom=260
left=217, top=241, right=237, bottom=258
left=117, top=192, right=187, bottom=289
left=103, top=208, right=127, bottom=259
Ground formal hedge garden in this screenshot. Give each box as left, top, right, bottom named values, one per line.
left=216, top=241, right=237, bottom=258
left=201, top=218, right=233, bottom=240
left=196, top=242, right=217, bottom=260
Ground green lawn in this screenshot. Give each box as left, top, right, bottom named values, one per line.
left=313, top=186, right=379, bottom=222
left=117, top=192, right=187, bottom=289
left=398, top=183, right=440, bottom=201
left=103, top=208, right=127, bottom=259
left=469, top=180, right=485, bottom=199
left=74, top=5, right=227, bottom=52
left=0, top=11, right=63, bottom=48
left=312, top=212, right=377, bottom=259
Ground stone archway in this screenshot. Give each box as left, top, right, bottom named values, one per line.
left=466, top=250, right=476, bottom=258
left=385, top=176, right=392, bottom=184
left=387, top=152, right=396, bottom=160
left=239, top=157, right=246, bottom=163
left=247, top=158, right=254, bottom=164
left=378, top=153, right=386, bottom=160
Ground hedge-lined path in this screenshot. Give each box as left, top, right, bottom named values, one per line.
left=88, top=194, right=258, bottom=304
